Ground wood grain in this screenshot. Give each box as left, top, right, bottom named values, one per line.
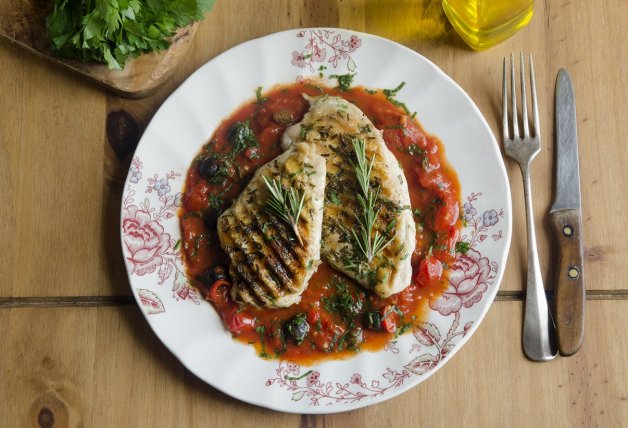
left=1, top=301, right=626, bottom=426
left=0, top=0, right=199, bottom=97
left=0, top=1, right=625, bottom=297
left=551, top=209, right=585, bottom=356
left=0, top=2, right=627, bottom=424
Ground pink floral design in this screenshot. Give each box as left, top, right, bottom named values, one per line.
left=291, top=51, right=306, bottom=68
left=122, top=156, right=200, bottom=314
left=265, top=364, right=410, bottom=405
left=291, top=29, right=361, bottom=72
left=348, top=35, right=361, bottom=52
left=429, top=249, right=494, bottom=316
left=122, top=205, right=171, bottom=276
left=306, top=371, right=320, bottom=387
left=311, top=47, right=327, bottom=62
left=266, top=192, right=504, bottom=406
left=137, top=289, right=165, bottom=315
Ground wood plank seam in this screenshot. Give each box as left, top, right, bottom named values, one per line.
left=1, top=290, right=628, bottom=308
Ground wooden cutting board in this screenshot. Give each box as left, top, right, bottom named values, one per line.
left=0, top=0, right=198, bottom=98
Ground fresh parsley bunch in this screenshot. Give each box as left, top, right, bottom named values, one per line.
left=46, top=0, right=215, bottom=70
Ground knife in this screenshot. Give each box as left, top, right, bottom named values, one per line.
left=551, top=69, right=585, bottom=356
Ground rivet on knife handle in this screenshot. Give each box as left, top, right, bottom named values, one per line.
left=551, top=210, right=585, bottom=355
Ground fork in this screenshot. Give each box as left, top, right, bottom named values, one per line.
left=502, top=53, right=558, bottom=362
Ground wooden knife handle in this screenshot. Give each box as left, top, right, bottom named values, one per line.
left=550, top=209, right=585, bottom=356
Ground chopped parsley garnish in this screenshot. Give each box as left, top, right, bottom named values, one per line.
left=299, top=124, right=313, bottom=140
left=383, top=81, right=413, bottom=115
left=456, top=241, right=471, bottom=254
left=322, top=277, right=364, bottom=328
left=227, top=120, right=258, bottom=156
left=255, top=86, right=268, bottom=105
left=330, top=73, right=356, bottom=91
left=209, top=194, right=224, bottom=210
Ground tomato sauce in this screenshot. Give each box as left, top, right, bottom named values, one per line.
left=180, top=81, right=462, bottom=365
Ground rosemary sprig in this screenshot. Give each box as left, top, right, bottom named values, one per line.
left=262, top=176, right=305, bottom=246
left=349, top=138, right=393, bottom=263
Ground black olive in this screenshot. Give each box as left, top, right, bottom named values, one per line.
left=364, top=311, right=382, bottom=331
left=203, top=209, right=219, bottom=229
left=199, top=157, right=220, bottom=180
left=200, top=265, right=228, bottom=285
left=345, top=327, right=364, bottom=348
left=285, top=313, right=310, bottom=344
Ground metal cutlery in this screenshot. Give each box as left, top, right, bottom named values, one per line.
left=502, top=53, right=558, bottom=361
left=551, top=69, right=585, bottom=356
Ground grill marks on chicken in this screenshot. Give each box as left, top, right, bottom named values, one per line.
left=217, top=143, right=325, bottom=308
left=281, top=95, right=416, bottom=299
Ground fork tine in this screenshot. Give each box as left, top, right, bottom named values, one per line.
left=520, top=52, right=530, bottom=138
left=529, top=54, right=540, bottom=139
left=510, top=53, right=519, bottom=139
left=502, top=57, right=509, bottom=140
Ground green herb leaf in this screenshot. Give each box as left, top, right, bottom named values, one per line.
left=255, top=86, right=268, bottom=105
left=455, top=241, right=471, bottom=254
left=347, top=137, right=394, bottom=263
left=330, top=73, right=356, bottom=91
left=228, top=120, right=258, bottom=156
left=46, top=0, right=215, bottom=70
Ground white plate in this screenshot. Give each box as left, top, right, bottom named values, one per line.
left=120, top=28, right=511, bottom=413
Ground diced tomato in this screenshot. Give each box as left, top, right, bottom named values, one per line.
left=244, top=146, right=259, bottom=160
left=207, top=280, right=231, bottom=305
left=183, top=182, right=211, bottom=212
left=399, top=116, right=428, bottom=150
left=180, top=214, right=211, bottom=273
left=432, top=227, right=460, bottom=265
left=266, top=324, right=285, bottom=350
left=258, top=124, right=283, bottom=147
left=381, top=317, right=397, bottom=333
left=396, top=285, right=417, bottom=313
left=226, top=311, right=256, bottom=335
left=307, top=302, right=321, bottom=324
left=416, top=166, right=451, bottom=195
left=381, top=116, right=429, bottom=152
left=267, top=93, right=309, bottom=116
left=380, top=306, right=398, bottom=333
left=372, top=102, right=402, bottom=125
left=382, top=128, right=403, bottom=147
left=415, top=256, right=443, bottom=287
left=432, top=195, right=459, bottom=231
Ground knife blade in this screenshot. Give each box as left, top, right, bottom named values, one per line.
left=551, top=68, right=585, bottom=356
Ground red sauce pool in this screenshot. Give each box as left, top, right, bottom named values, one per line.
left=180, top=81, right=462, bottom=365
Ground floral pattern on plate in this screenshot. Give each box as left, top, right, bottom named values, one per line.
left=264, top=194, right=502, bottom=406
left=120, top=28, right=511, bottom=413
left=122, top=156, right=199, bottom=312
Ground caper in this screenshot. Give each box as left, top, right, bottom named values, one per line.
left=272, top=109, right=295, bottom=125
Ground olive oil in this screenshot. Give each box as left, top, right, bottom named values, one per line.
left=442, top=0, right=534, bottom=50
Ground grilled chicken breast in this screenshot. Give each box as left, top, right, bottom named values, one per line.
left=282, top=95, right=416, bottom=298
left=217, top=143, right=326, bottom=308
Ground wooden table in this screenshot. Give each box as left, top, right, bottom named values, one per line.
left=1, top=1, right=627, bottom=426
